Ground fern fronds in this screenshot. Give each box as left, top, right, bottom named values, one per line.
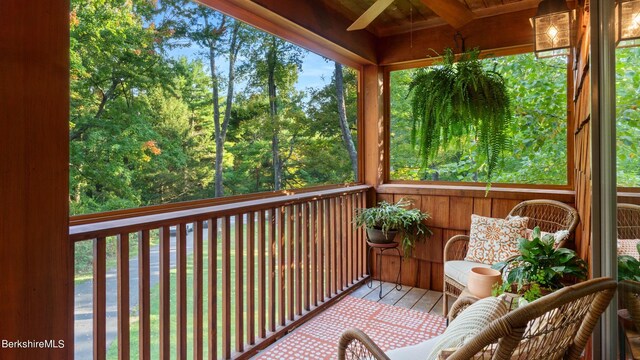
left=408, top=48, right=512, bottom=181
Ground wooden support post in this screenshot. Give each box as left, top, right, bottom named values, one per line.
left=362, top=65, right=385, bottom=200
left=0, top=1, right=72, bottom=358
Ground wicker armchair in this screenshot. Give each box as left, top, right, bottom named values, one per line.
left=443, top=199, right=579, bottom=316
left=338, top=278, right=616, bottom=360
left=618, top=203, right=640, bottom=239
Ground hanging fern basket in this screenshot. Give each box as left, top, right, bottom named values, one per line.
left=409, top=48, right=512, bottom=181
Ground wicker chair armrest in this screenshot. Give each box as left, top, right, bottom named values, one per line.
left=448, top=296, right=478, bottom=324
left=338, top=328, right=390, bottom=360
left=444, top=235, right=471, bottom=262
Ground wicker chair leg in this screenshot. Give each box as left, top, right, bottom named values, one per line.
left=443, top=290, right=448, bottom=318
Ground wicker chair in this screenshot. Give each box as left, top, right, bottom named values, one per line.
left=618, top=203, right=640, bottom=239
left=337, top=278, right=616, bottom=360
left=443, top=199, right=579, bottom=316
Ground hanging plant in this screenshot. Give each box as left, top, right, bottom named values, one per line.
left=408, top=47, right=512, bottom=181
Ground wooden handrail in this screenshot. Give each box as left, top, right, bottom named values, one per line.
left=72, top=184, right=371, bottom=360
left=70, top=184, right=371, bottom=242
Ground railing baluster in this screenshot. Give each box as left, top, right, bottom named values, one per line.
left=93, top=236, right=106, bottom=360
left=358, top=193, right=363, bottom=280
left=235, top=214, right=244, bottom=353
left=304, top=202, right=311, bottom=311
left=331, top=198, right=340, bottom=294
left=316, top=200, right=324, bottom=304
left=117, top=233, right=130, bottom=360
left=269, top=208, right=277, bottom=332
left=247, top=212, right=256, bottom=345
left=324, top=198, right=331, bottom=299
left=159, top=226, right=171, bottom=359
left=296, top=204, right=303, bottom=316
left=138, top=229, right=150, bottom=360
left=348, top=194, right=354, bottom=284
left=278, top=207, right=286, bottom=327
left=177, top=223, right=187, bottom=359
left=360, top=193, right=365, bottom=278
left=208, top=218, right=218, bottom=360
left=222, top=216, right=231, bottom=359
left=194, top=220, right=204, bottom=360
left=258, top=210, right=267, bottom=339
left=287, top=205, right=295, bottom=321
left=336, top=196, right=347, bottom=291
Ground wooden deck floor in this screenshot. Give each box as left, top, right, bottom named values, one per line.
left=348, top=280, right=448, bottom=316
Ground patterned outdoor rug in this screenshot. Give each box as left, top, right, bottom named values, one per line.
left=254, top=295, right=447, bottom=359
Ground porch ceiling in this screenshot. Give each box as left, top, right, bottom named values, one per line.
left=207, top=0, right=543, bottom=66
left=321, top=0, right=541, bottom=37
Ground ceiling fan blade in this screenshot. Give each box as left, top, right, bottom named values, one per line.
left=347, top=0, right=395, bottom=31
left=419, top=0, right=475, bottom=29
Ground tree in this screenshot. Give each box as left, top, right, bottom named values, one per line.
left=248, top=34, right=304, bottom=190
left=160, top=1, right=247, bottom=197
left=335, top=62, right=358, bottom=178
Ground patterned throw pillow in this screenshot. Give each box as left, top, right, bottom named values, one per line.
left=465, top=215, right=529, bottom=265
left=618, top=239, right=640, bottom=258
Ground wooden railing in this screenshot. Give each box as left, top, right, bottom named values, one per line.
left=70, top=185, right=371, bottom=359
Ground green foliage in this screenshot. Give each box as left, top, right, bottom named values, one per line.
left=391, top=53, right=568, bottom=185
left=618, top=243, right=640, bottom=281
left=616, top=47, right=640, bottom=187
left=492, top=227, right=587, bottom=290
left=354, top=198, right=432, bottom=257
left=70, top=0, right=359, bottom=216
left=408, top=48, right=512, bottom=181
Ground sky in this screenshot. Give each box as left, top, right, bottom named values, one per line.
left=157, top=1, right=338, bottom=95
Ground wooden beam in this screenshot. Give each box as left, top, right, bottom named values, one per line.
left=362, top=65, right=386, bottom=190
left=347, top=0, right=394, bottom=31
left=0, top=0, right=71, bottom=358
left=377, top=8, right=538, bottom=65
left=419, top=0, right=475, bottom=30
left=196, top=0, right=377, bottom=67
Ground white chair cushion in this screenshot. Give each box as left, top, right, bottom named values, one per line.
left=444, top=260, right=492, bottom=287
left=386, top=334, right=442, bottom=360
left=425, top=296, right=509, bottom=359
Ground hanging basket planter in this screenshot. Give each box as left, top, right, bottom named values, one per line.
left=409, top=48, right=513, bottom=182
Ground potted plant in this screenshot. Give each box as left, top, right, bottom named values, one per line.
left=618, top=243, right=640, bottom=281
left=491, top=227, right=588, bottom=303
left=354, top=198, right=432, bottom=258
left=409, top=47, right=512, bottom=181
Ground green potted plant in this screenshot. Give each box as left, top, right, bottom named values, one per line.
left=619, top=243, right=640, bottom=281
left=409, top=47, right=512, bottom=181
left=354, top=198, right=432, bottom=258
left=492, top=227, right=588, bottom=302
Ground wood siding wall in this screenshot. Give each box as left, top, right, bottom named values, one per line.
left=373, top=186, right=575, bottom=291
left=573, top=4, right=592, bottom=268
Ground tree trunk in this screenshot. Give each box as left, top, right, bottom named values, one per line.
left=208, top=16, right=239, bottom=198
left=334, top=62, right=358, bottom=180
left=267, top=36, right=282, bottom=191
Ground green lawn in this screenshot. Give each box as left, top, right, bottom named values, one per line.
left=105, top=223, right=282, bottom=359
left=74, top=232, right=160, bottom=285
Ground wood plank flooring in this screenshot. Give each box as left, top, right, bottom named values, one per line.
left=349, top=281, right=450, bottom=316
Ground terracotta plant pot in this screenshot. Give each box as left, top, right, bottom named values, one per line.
left=366, top=228, right=398, bottom=244
left=467, top=267, right=503, bottom=298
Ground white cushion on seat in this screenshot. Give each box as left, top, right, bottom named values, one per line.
left=444, top=260, right=492, bottom=287
left=386, top=335, right=442, bottom=360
